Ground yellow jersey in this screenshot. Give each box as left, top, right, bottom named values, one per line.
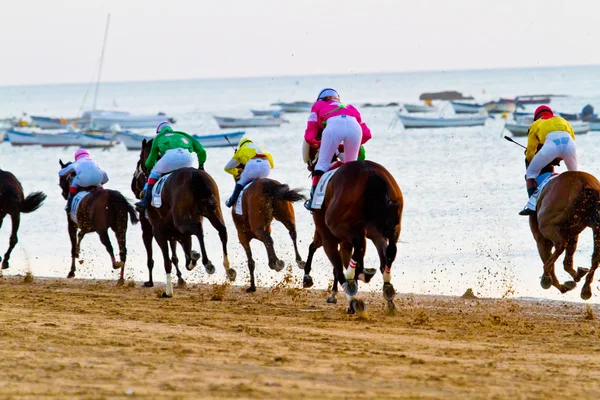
left=525, top=116, right=575, bottom=162
left=224, top=142, right=274, bottom=177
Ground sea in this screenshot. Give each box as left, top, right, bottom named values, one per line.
left=2, top=65, right=600, bottom=302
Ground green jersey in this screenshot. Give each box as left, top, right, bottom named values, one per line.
left=146, top=131, right=207, bottom=169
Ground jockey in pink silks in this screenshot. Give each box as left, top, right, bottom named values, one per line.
left=303, top=88, right=372, bottom=210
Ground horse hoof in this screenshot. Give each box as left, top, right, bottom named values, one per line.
left=274, top=259, right=285, bottom=272
left=581, top=285, right=592, bottom=300
left=576, top=267, right=590, bottom=282
left=346, top=304, right=356, bottom=314
left=113, top=261, right=125, bottom=270
left=562, top=281, right=577, bottom=293
left=160, top=292, right=172, bottom=298
left=383, top=283, right=396, bottom=301
left=354, top=299, right=366, bottom=315
left=540, top=274, right=552, bottom=290
left=186, top=262, right=196, bottom=272
left=326, top=296, right=337, bottom=304
left=177, top=278, right=186, bottom=288
left=1, top=261, right=8, bottom=270
left=67, top=271, right=75, bottom=279
left=344, top=280, right=358, bottom=296
left=205, top=261, right=216, bottom=275
left=386, top=300, right=396, bottom=314
left=226, top=268, right=237, bottom=282
left=143, top=281, right=154, bottom=288
left=246, top=286, right=256, bottom=293
left=191, top=251, right=200, bottom=262
left=296, top=260, right=306, bottom=270
left=303, top=275, right=314, bottom=288
left=116, top=278, right=125, bottom=287
left=363, top=268, right=377, bottom=283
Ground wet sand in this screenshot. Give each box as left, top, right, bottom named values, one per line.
left=0, top=274, right=599, bottom=399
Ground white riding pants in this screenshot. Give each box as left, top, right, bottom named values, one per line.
left=238, top=158, right=271, bottom=186
left=526, top=131, right=577, bottom=179
left=315, top=115, right=362, bottom=173
left=151, top=148, right=194, bottom=175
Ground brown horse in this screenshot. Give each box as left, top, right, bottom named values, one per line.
left=0, top=170, right=46, bottom=269
left=137, top=139, right=235, bottom=297
left=59, top=160, right=139, bottom=284
left=132, top=163, right=191, bottom=287
left=231, top=178, right=305, bottom=292
left=306, top=160, right=403, bottom=313
left=529, top=169, right=600, bottom=300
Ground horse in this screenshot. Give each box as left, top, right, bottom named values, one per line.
left=528, top=165, right=600, bottom=300
left=0, top=170, right=46, bottom=269
left=306, top=160, right=403, bottom=313
left=58, top=160, right=139, bottom=284
left=137, top=139, right=236, bottom=298
left=231, top=177, right=306, bottom=292
left=132, top=161, right=192, bottom=287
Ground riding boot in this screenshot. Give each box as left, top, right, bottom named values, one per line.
left=519, top=178, right=538, bottom=216
left=305, top=172, right=324, bottom=210
left=135, top=183, right=155, bottom=210
left=65, top=193, right=75, bottom=213
left=225, top=184, right=244, bottom=208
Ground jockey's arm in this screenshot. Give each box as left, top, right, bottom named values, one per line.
left=525, top=128, right=538, bottom=163
left=101, top=171, right=109, bottom=185
left=58, top=164, right=75, bottom=177
left=145, top=140, right=160, bottom=169
left=192, top=139, right=207, bottom=169
left=224, top=158, right=241, bottom=177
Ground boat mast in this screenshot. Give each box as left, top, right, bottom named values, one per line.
left=92, top=13, right=111, bottom=111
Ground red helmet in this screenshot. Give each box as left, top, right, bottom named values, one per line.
left=534, top=105, right=554, bottom=120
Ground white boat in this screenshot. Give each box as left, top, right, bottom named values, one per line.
left=397, top=113, right=488, bottom=128
left=505, top=121, right=590, bottom=137
left=34, top=132, right=81, bottom=147
left=273, top=102, right=312, bottom=113
left=7, top=128, right=116, bottom=147
left=403, top=103, right=437, bottom=113
left=81, top=110, right=174, bottom=130
left=7, top=129, right=43, bottom=146
left=483, top=100, right=517, bottom=114
left=119, top=130, right=246, bottom=151
left=31, top=116, right=75, bottom=129
left=251, top=109, right=282, bottom=117
left=451, top=101, right=483, bottom=114
left=214, top=116, right=284, bottom=129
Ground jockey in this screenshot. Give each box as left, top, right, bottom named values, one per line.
left=58, top=148, right=109, bottom=213
left=224, top=137, right=274, bottom=207
left=519, top=105, right=578, bottom=216
left=136, top=122, right=207, bottom=210
left=304, top=88, right=372, bottom=210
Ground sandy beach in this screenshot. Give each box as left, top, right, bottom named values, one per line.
left=0, top=273, right=599, bottom=399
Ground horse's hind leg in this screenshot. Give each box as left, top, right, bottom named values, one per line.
left=154, top=232, right=173, bottom=298
left=141, top=218, right=155, bottom=287
left=206, top=213, right=236, bottom=281
left=67, top=220, right=78, bottom=278
left=255, top=227, right=284, bottom=272
left=564, top=236, right=589, bottom=282
left=581, top=227, right=600, bottom=300
left=303, top=232, right=321, bottom=289
left=239, top=233, right=257, bottom=293
left=342, top=235, right=367, bottom=314
left=280, top=218, right=304, bottom=269
left=114, top=223, right=128, bottom=285
left=171, top=239, right=186, bottom=287
left=98, top=230, right=122, bottom=285
left=542, top=240, right=575, bottom=294
left=1, top=212, right=19, bottom=270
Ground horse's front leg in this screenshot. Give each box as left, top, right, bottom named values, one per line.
left=303, top=239, right=320, bottom=289
left=1, top=212, right=20, bottom=270
left=154, top=232, right=173, bottom=298
left=141, top=217, right=155, bottom=287
left=67, top=219, right=78, bottom=278
left=171, top=238, right=187, bottom=287
left=542, top=242, right=575, bottom=294
left=563, top=236, right=589, bottom=282
left=206, top=212, right=236, bottom=282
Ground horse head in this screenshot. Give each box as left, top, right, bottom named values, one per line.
left=58, top=159, right=73, bottom=200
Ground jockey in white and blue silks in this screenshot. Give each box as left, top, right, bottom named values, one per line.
left=58, top=148, right=109, bottom=212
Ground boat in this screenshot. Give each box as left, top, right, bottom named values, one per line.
left=419, top=91, right=473, bottom=101
left=514, top=95, right=551, bottom=105
left=31, top=116, right=76, bottom=129
left=362, top=102, right=399, bottom=108
left=214, top=116, right=284, bottom=128
left=7, top=129, right=43, bottom=146
left=81, top=110, right=175, bottom=130
left=250, top=109, right=282, bottom=117
left=7, top=127, right=117, bottom=147
left=403, top=103, right=437, bottom=113
left=273, top=102, right=312, bottom=113
left=397, top=113, right=488, bottom=128
left=450, top=101, right=483, bottom=114
left=483, top=99, right=517, bottom=114
left=505, top=121, right=590, bottom=137
left=119, top=130, right=245, bottom=151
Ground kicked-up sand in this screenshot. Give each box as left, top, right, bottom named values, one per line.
left=0, top=274, right=599, bottom=399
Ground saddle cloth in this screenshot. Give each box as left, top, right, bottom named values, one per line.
left=151, top=173, right=172, bottom=208
left=526, top=172, right=559, bottom=211
left=70, top=191, right=91, bottom=224
left=312, top=168, right=339, bottom=210
left=235, top=182, right=253, bottom=216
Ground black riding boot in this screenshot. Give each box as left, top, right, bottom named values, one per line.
left=65, top=193, right=75, bottom=213
left=135, top=183, right=155, bottom=210
left=225, top=184, right=244, bottom=208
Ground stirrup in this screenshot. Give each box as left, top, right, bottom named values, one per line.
left=304, top=199, right=313, bottom=210
left=519, top=207, right=535, bottom=216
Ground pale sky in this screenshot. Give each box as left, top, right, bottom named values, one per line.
left=0, top=0, right=598, bottom=86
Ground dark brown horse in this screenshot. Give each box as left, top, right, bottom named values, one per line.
left=59, top=160, right=138, bottom=284
left=0, top=170, right=46, bottom=269
left=132, top=162, right=192, bottom=287
left=137, top=139, right=235, bottom=297
left=305, top=160, right=403, bottom=313
left=529, top=169, right=600, bottom=300
left=231, top=178, right=305, bottom=292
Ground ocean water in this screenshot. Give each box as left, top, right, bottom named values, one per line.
left=2, top=65, right=600, bottom=302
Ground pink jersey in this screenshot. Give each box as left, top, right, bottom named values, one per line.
left=304, top=99, right=372, bottom=147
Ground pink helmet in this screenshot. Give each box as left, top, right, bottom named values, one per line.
left=74, top=148, right=90, bottom=161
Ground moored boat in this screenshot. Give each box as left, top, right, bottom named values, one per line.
left=483, top=100, right=517, bottom=114
left=397, top=112, right=488, bottom=128
left=31, top=116, right=77, bottom=129
left=403, top=103, right=437, bottom=113
left=81, top=110, right=175, bottom=130
left=119, top=130, right=245, bottom=151
left=505, top=121, right=590, bottom=137
left=450, top=101, right=483, bottom=114
left=250, top=109, right=282, bottom=117
left=272, top=102, right=312, bottom=113
left=214, top=116, right=284, bottom=129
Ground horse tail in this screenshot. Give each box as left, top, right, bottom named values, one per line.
left=192, top=171, right=218, bottom=211
left=20, top=191, right=47, bottom=213
left=583, top=187, right=600, bottom=225
left=261, top=180, right=306, bottom=203
left=109, top=190, right=139, bottom=225
left=365, top=172, right=401, bottom=232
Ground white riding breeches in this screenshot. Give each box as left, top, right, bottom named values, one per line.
left=72, top=168, right=107, bottom=188
left=151, top=148, right=194, bottom=175
left=238, top=158, right=271, bottom=186
left=526, top=131, right=577, bottom=179
left=315, top=115, right=362, bottom=173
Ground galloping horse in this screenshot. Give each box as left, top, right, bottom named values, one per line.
left=231, top=178, right=305, bottom=292
left=306, top=160, right=403, bottom=313
left=59, top=160, right=138, bottom=284
left=132, top=163, right=190, bottom=287
left=0, top=170, right=46, bottom=269
left=529, top=166, right=600, bottom=300
left=137, top=139, right=235, bottom=298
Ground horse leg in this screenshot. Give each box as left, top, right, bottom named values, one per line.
left=139, top=218, right=155, bottom=287
left=280, top=219, right=304, bottom=269
left=67, top=220, right=78, bottom=278
left=563, top=235, right=589, bottom=282
left=322, top=237, right=359, bottom=313
left=542, top=241, right=575, bottom=294
left=154, top=232, right=173, bottom=298
left=342, top=235, right=367, bottom=314
left=581, top=227, right=600, bottom=300
left=303, top=232, right=321, bottom=289
left=206, top=213, right=236, bottom=281
left=0, top=213, right=5, bottom=264
left=114, top=225, right=127, bottom=285
left=239, top=233, right=257, bottom=293
left=255, top=228, right=284, bottom=272
left=1, top=212, right=19, bottom=270
left=172, top=239, right=186, bottom=287
left=97, top=230, right=122, bottom=285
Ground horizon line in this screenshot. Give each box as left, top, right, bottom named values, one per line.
left=1, top=62, right=599, bottom=89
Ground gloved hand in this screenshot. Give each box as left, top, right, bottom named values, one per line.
left=307, top=139, right=320, bottom=149
left=338, top=144, right=344, bottom=153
